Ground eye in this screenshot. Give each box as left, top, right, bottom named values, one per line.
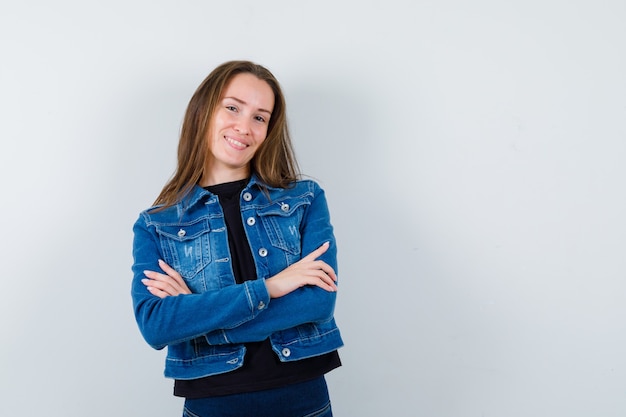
left=254, top=115, right=267, bottom=123
left=226, top=105, right=237, bottom=112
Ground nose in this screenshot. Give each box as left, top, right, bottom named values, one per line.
left=234, top=117, right=250, bottom=135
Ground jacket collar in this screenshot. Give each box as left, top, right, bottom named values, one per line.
left=178, top=173, right=278, bottom=210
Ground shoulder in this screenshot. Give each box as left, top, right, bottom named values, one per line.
left=136, top=185, right=212, bottom=224
left=255, top=180, right=323, bottom=206
left=278, top=178, right=323, bottom=196
left=135, top=204, right=178, bottom=228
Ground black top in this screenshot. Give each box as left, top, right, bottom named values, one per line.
left=174, top=179, right=340, bottom=398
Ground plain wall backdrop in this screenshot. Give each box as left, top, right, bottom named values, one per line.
left=1, top=1, right=625, bottom=415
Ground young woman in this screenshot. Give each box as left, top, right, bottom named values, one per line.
left=131, top=61, right=343, bottom=417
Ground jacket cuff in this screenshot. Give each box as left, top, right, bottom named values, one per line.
left=204, top=279, right=270, bottom=345
left=244, top=279, right=271, bottom=315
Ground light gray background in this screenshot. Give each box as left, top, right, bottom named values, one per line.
left=1, top=1, right=625, bottom=416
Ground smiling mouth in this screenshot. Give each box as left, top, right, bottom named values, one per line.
left=225, top=136, right=248, bottom=149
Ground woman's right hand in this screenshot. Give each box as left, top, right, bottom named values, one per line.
left=264, top=242, right=338, bottom=298
left=142, top=259, right=192, bottom=298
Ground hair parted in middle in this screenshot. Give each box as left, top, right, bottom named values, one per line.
left=154, top=60, right=300, bottom=208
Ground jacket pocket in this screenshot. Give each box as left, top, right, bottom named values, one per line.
left=155, top=218, right=211, bottom=280
left=257, top=197, right=310, bottom=255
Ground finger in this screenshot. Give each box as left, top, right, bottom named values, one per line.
left=142, top=270, right=186, bottom=296
left=302, top=269, right=337, bottom=291
left=153, top=272, right=188, bottom=294
left=143, top=270, right=179, bottom=288
left=158, top=259, right=181, bottom=278
left=317, top=271, right=338, bottom=291
left=308, top=274, right=337, bottom=292
left=306, top=260, right=337, bottom=281
left=300, top=241, right=330, bottom=262
left=142, top=278, right=179, bottom=296
left=318, top=262, right=337, bottom=281
left=158, top=259, right=190, bottom=291
left=145, top=265, right=191, bottom=295
left=145, top=285, right=169, bottom=299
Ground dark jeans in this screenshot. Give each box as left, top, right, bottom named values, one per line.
left=183, top=376, right=333, bottom=417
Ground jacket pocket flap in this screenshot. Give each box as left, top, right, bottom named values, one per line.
left=155, top=218, right=210, bottom=241
left=256, top=197, right=310, bottom=217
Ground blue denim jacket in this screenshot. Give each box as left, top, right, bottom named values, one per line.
left=131, top=175, right=343, bottom=380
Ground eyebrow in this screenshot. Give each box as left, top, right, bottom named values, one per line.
left=224, top=96, right=272, bottom=115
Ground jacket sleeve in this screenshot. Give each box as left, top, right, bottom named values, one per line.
left=131, top=214, right=271, bottom=350
left=204, top=185, right=339, bottom=345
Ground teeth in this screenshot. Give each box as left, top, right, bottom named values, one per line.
left=226, top=137, right=247, bottom=148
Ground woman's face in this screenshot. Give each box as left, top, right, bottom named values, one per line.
left=203, top=72, right=275, bottom=185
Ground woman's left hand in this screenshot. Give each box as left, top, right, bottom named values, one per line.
left=142, top=259, right=192, bottom=298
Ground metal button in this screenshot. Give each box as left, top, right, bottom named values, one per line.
left=243, top=192, right=252, bottom=201
left=280, top=202, right=290, bottom=212
left=257, top=301, right=265, bottom=310
left=282, top=348, right=291, bottom=357
left=258, top=248, right=268, bottom=257
left=246, top=217, right=256, bottom=226
left=177, top=229, right=186, bottom=238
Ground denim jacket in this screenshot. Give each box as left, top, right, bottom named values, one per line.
left=131, top=175, right=343, bottom=380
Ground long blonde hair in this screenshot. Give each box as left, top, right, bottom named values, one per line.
left=154, top=61, right=299, bottom=207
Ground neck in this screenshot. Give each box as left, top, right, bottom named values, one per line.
left=200, top=167, right=250, bottom=187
